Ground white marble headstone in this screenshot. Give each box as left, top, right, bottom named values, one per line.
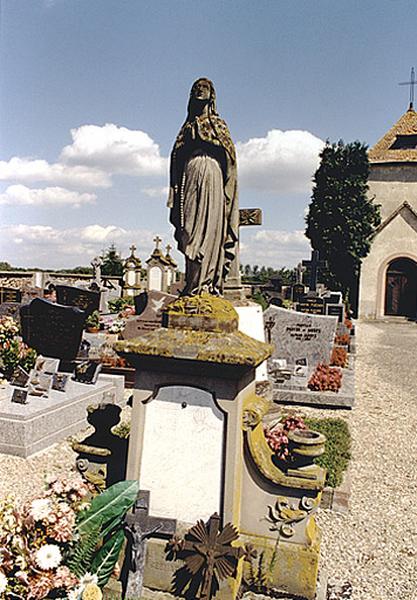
left=139, top=385, right=225, bottom=523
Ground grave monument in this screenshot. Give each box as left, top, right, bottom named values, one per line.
left=114, top=78, right=328, bottom=599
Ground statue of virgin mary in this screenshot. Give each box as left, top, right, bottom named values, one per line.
left=168, top=78, right=239, bottom=296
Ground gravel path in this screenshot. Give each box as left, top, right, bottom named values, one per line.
left=316, top=321, right=417, bottom=600
left=1, top=322, right=416, bottom=599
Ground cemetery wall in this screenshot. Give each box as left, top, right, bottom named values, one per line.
left=359, top=216, right=417, bottom=318
left=369, top=164, right=417, bottom=220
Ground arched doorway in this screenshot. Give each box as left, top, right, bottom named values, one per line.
left=385, top=257, right=417, bottom=317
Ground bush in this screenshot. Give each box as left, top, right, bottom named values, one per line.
left=304, top=417, right=351, bottom=487
left=108, top=297, right=134, bottom=314
left=330, top=346, right=348, bottom=368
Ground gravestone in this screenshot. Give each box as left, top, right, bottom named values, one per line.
left=326, top=303, right=344, bottom=323
left=20, top=298, right=86, bottom=360
left=323, top=292, right=343, bottom=305
left=264, top=305, right=338, bottom=367
left=55, top=285, right=100, bottom=317
left=0, top=287, right=22, bottom=304
left=291, top=283, right=305, bottom=303
left=121, top=290, right=176, bottom=339
left=296, top=295, right=325, bottom=315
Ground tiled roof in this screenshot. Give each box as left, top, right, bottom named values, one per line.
left=368, top=107, right=417, bottom=163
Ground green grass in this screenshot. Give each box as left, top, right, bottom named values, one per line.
left=304, top=416, right=351, bottom=488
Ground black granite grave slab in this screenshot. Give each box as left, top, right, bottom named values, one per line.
left=56, top=285, right=100, bottom=317
left=20, top=298, right=86, bottom=360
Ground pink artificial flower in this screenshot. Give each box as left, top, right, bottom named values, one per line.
left=54, top=565, right=78, bottom=589
left=28, top=574, right=53, bottom=600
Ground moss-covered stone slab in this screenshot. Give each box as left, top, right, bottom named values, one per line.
left=115, top=327, right=271, bottom=367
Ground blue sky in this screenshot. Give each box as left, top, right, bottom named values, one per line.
left=1, top=0, right=416, bottom=269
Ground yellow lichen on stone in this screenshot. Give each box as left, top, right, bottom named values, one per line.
left=167, top=293, right=238, bottom=320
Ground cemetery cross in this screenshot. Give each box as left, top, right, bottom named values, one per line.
left=302, top=250, right=326, bottom=293
left=122, top=490, right=176, bottom=599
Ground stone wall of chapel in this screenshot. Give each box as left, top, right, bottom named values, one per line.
left=359, top=215, right=417, bottom=319
left=369, top=164, right=417, bottom=220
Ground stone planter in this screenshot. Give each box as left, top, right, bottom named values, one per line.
left=288, top=428, right=326, bottom=468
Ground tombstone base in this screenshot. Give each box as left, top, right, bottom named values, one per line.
left=0, top=374, right=124, bottom=457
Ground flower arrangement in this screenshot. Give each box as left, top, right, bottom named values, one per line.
left=107, top=297, right=134, bottom=315
left=0, top=477, right=140, bottom=599
left=107, top=318, right=126, bottom=335
left=334, top=333, right=350, bottom=346
left=264, top=415, right=306, bottom=461
left=119, top=305, right=135, bottom=319
left=308, top=363, right=342, bottom=392
left=0, top=317, right=37, bottom=379
left=330, top=346, right=348, bottom=368
left=344, top=318, right=353, bottom=330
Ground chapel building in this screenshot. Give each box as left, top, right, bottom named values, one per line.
left=359, top=104, right=417, bottom=319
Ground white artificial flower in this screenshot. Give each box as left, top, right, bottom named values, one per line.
left=79, top=572, right=98, bottom=587
left=67, top=588, right=81, bottom=600
left=30, top=498, right=51, bottom=521
left=35, top=544, right=62, bottom=570
left=0, top=570, right=7, bottom=593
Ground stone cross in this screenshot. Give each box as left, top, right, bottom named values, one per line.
left=296, top=262, right=306, bottom=285
left=302, top=250, right=326, bottom=293
left=90, top=256, right=102, bottom=285
left=130, top=244, right=137, bottom=255
left=122, top=490, right=176, bottom=600
left=224, top=208, right=262, bottom=298
left=166, top=244, right=172, bottom=255
left=153, top=236, right=162, bottom=251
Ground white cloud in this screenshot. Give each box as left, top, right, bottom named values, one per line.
left=240, top=229, right=310, bottom=268
left=60, top=124, right=167, bottom=177
left=237, top=130, right=324, bottom=194
left=142, top=186, right=169, bottom=198
left=0, top=223, right=172, bottom=269
left=0, top=157, right=110, bottom=189
left=0, top=184, right=96, bottom=208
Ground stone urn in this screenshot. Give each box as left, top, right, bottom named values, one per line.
left=287, top=428, right=326, bottom=468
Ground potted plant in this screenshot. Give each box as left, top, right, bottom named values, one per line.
left=85, top=311, right=101, bottom=333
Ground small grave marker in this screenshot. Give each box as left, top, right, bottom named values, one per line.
left=56, top=285, right=100, bottom=317
left=11, top=388, right=28, bottom=404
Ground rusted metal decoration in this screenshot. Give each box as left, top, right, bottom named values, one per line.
left=166, top=513, right=247, bottom=600
left=239, top=208, right=262, bottom=226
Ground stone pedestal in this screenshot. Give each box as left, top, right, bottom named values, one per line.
left=115, top=294, right=272, bottom=599
left=241, top=399, right=327, bottom=600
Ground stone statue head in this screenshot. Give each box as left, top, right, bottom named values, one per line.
left=187, top=77, right=217, bottom=119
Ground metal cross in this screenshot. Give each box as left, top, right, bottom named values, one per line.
left=167, top=512, right=245, bottom=600
left=122, top=490, right=177, bottom=599
left=399, top=67, right=417, bottom=110
left=302, top=250, right=326, bottom=292
left=153, top=235, right=162, bottom=250
left=129, top=244, right=137, bottom=255
left=166, top=244, right=172, bottom=255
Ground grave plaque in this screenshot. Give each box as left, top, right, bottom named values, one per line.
left=264, top=305, right=338, bottom=366
left=326, top=303, right=344, bottom=323
left=20, top=298, right=86, bottom=360
left=73, top=360, right=102, bottom=384
left=296, top=296, right=325, bottom=315
left=10, top=366, right=30, bottom=388
left=52, top=373, right=69, bottom=392
left=11, top=388, right=28, bottom=404
left=56, top=285, right=100, bottom=317
left=122, top=290, right=176, bottom=339
left=0, top=287, right=22, bottom=304
left=139, top=385, right=225, bottom=523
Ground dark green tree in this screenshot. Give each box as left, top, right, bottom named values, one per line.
left=101, top=243, right=123, bottom=276
left=305, top=140, right=381, bottom=314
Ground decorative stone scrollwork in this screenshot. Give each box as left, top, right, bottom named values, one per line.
left=242, top=393, right=271, bottom=431
left=264, top=495, right=319, bottom=539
